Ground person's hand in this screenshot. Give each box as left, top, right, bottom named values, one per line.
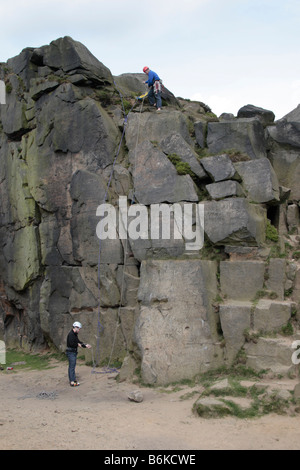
left=86, top=344, right=92, bottom=349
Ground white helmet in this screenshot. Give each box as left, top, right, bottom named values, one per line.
left=73, top=321, right=82, bottom=329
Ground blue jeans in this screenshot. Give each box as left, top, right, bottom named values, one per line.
left=66, top=350, right=77, bottom=383
left=148, top=87, right=162, bottom=109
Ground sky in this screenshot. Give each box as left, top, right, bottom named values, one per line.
left=1, top=0, right=299, bottom=120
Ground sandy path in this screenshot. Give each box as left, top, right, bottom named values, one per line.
left=1, top=360, right=300, bottom=451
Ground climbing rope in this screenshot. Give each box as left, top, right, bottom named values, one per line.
left=91, top=83, right=146, bottom=374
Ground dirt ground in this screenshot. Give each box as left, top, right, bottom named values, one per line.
left=1, top=359, right=300, bottom=451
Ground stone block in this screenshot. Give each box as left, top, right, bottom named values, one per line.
left=234, top=158, right=280, bottom=203
left=287, top=204, right=300, bottom=232
left=194, top=121, right=206, bottom=148
left=135, top=259, right=222, bottom=384
left=125, top=110, right=193, bottom=152
left=200, top=154, right=237, bottom=182
left=245, top=337, right=297, bottom=375
left=204, top=198, right=266, bottom=246
left=206, top=180, right=244, bottom=200
left=207, top=118, right=267, bottom=159
left=265, top=258, right=286, bottom=300
left=267, top=116, right=300, bottom=149
left=268, top=146, right=300, bottom=201
left=129, top=140, right=198, bottom=205
left=219, top=301, right=252, bottom=363
left=237, top=104, right=275, bottom=126
left=253, top=299, right=292, bottom=332
left=220, top=260, right=265, bottom=300
left=160, top=132, right=207, bottom=179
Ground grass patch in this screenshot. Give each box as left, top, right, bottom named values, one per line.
left=3, top=349, right=66, bottom=371
left=191, top=363, right=294, bottom=419
left=167, top=154, right=194, bottom=177
left=266, top=219, right=279, bottom=242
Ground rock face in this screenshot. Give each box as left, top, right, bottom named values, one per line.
left=0, top=37, right=299, bottom=384
left=135, top=260, right=223, bottom=384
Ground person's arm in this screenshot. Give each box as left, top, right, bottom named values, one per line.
left=78, top=340, right=92, bottom=349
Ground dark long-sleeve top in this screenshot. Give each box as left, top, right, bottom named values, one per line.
left=66, top=329, right=86, bottom=351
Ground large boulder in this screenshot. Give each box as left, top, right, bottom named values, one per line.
left=207, top=118, right=267, bottom=159
left=200, top=154, right=237, bottom=182
left=160, top=132, right=207, bottom=179
left=234, top=158, right=280, bottom=203
left=237, top=104, right=275, bottom=126
left=125, top=109, right=193, bottom=151
left=128, top=140, right=199, bottom=205
left=34, top=36, right=113, bottom=86
left=204, top=198, right=266, bottom=245
left=267, top=106, right=300, bottom=201
left=268, top=146, right=300, bottom=201
left=267, top=104, right=300, bottom=148
left=34, top=82, right=120, bottom=167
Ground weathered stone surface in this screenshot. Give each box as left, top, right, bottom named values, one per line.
left=34, top=83, right=120, bottom=167
left=129, top=140, right=198, bottom=205
left=265, top=258, right=286, bottom=300
left=220, top=260, right=265, bottom=300
left=237, top=104, right=275, bottom=126
left=207, top=118, right=267, bottom=159
left=125, top=110, right=193, bottom=151
left=8, top=226, right=40, bottom=292
left=204, top=198, right=266, bottom=246
left=267, top=105, right=300, bottom=148
left=234, top=158, right=280, bottom=203
left=29, top=78, right=60, bottom=101
left=245, top=337, right=297, bottom=375
left=253, top=299, right=292, bottom=332
left=160, top=132, right=207, bottom=179
left=6, top=48, right=37, bottom=90
left=219, top=113, right=235, bottom=121
left=219, top=302, right=252, bottom=363
left=127, top=204, right=186, bottom=261
left=268, top=146, right=300, bottom=201
left=194, top=121, right=206, bottom=148
left=135, top=260, right=223, bottom=384
left=200, top=154, right=237, bottom=182
left=40, top=36, right=113, bottom=85
left=71, top=170, right=123, bottom=265
left=267, top=107, right=300, bottom=200
left=0, top=76, right=29, bottom=138
left=206, top=180, right=244, bottom=200
left=292, top=266, right=300, bottom=321
left=287, top=204, right=300, bottom=233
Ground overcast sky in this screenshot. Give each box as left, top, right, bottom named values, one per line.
left=1, top=0, right=299, bottom=119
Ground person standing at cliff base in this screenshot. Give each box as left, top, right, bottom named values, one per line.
left=143, top=66, right=162, bottom=112
left=66, top=321, right=91, bottom=387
